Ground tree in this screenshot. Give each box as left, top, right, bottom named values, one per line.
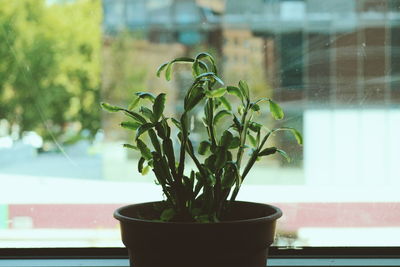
left=0, top=0, right=101, bottom=143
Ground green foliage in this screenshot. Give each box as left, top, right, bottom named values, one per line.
left=0, top=0, right=101, bottom=142
left=102, top=53, right=302, bottom=223
left=102, top=31, right=148, bottom=105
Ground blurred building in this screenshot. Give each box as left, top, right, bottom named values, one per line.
left=103, top=0, right=400, bottom=105
left=224, top=0, right=400, bottom=106
left=196, top=0, right=225, bottom=13
left=222, top=28, right=267, bottom=85
left=103, top=0, right=222, bottom=47
left=222, top=0, right=400, bottom=171
left=101, top=0, right=400, bottom=168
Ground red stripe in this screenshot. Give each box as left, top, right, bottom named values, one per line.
left=8, top=203, right=400, bottom=230
left=273, top=203, right=400, bottom=231
left=9, top=204, right=124, bottom=229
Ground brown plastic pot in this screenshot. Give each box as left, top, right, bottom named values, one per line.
left=114, top=201, right=282, bottom=267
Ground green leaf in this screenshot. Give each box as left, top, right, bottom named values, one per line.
left=136, top=139, right=152, bottom=160
left=206, top=174, right=216, bottom=187
left=220, top=130, right=233, bottom=148
left=229, top=136, right=240, bottom=149
left=198, top=60, right=209, bottom=72
left=128, top=97, right=140, bottom=111
left=154, top=122, right=166, bottom=139
left=214, top=109, right=231, bottom=125
left=138, top=157, right=145, bottom=173
left=269, top=99, right=284, bottom=120
left=153, top=93, right=166, bottom=122
left=156, top=62, right=168, bottom=77
left=237, top=105, right=244, bottom=115
left=247, top=134, right=257, bottom=147
left=220, top=96, right=232, bottom=111
left=172, top=57, right=195, bottom=63
left=274, top=127, right=303, bottom=145
left=195, top=72, right=224, bottom=85
left=238, top=80, right=250, bottom=101
left=227, top=149, right=233, bottom=161
left=125, top=111, right=147, bottom=124
left=165, top=62, right=173, bottom=81
left=282, top=127, right=303, bottom=145
left=141, top=165, right=150, bottom=175
left=215, top=147, right=227, bottom=170
left=250, top=103, right=260, bottom=112
left=232, top=115, right=242, bottom=131
left=120, top=121, right=141, bottom=130
left=198, top=140, right=211, bottom=155
left=277, top=149, right=291, bottom=162
left=148, top=129, right=161, bottom=153
left=123, top=144, right=138, bottom=150
left=135, top=92, right=156, bottom=102
left=135, top=123, right=154, bottom=140
left=201, top=117, right=208, bottom=127
left=191, top=58, right=209, bottom=77
left=159, top=57, right=196, bottom=79
left=180, top=112, right=189, bottom=135
left=192, top=60, right=202, bottom=77
left=100, top=102, right=123, bottom=112
left=204, top=154, right=216, bottom=172
left=139, top=106, right=154, bottom=122
left=161, top=119, right=171, bottom=138
left=184, top=86, right=205, bottom=111
left=171, top=118, right=182, bottom=131
left=191, top=207, right=202, bottom=217
left=204, top=99, right=211, bottom=122
left=195, top=52, right=217, bottom=74
left=205, top=87, right=227, bottom=98
left=193, top=173, right=204, bottom=197
left=160, top=208, right=175, bottom=221
left=259, top=147, right=277, bottom=156
left=248, top=121, right=262, bottom=132
left=222, top=162, right=239, bottom=189
left=226, top=86, right=243, bottom=101
left=195, top=214, right=212, bottom=223
left=162, top=139, right=176, bottom=172
left=196, top=52, right=215, bottom=65
left=155, top=119, right=171, bottom=140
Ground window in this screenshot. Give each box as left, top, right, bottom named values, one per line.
left=279, top=31, right=304, bottom=93
left=280, top=0, right=306, bottom=21
left=0, top=0, right=399, bottom=249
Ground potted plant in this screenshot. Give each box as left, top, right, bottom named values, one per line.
left=101, top=52, right=302, bottom=267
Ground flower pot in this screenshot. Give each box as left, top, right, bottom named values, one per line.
left=114, top=201, right=282, bottom=267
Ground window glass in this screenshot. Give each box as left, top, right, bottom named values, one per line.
left=0, top=0, right=399, bottom=247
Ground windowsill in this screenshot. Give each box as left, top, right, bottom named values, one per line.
left=0, top=247, right=399, bottom=267
left=1, top=258, right=400, bottom=267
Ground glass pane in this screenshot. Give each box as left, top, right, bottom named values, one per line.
left=0, top=0, right=399, bottom=247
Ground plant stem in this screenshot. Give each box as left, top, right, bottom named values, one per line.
left=214, top=169, right=222, bottom=215
left=236, top=104, right=250, bottom=169
left=207, top=98, right=217, bottom=148
left=231, top=105, right=252, bottom=203
left=185, top=140, right=208, bottom=180
left=241, top=130, right=274, bottom=181
left=176, top=112, right=189, bottom=218
left=241, top=150, right=259, bottom=181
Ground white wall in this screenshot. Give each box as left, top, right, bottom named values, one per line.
left=304, top=109, right=400, bottom=186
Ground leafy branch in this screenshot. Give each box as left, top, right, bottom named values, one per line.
left=101, top=52, right=302, bottom=222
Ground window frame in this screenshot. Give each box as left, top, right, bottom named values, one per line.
left=0, top=247, right=400, bottom=267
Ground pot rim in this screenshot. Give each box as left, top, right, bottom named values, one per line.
left=114, top=200, right=282, bottom=225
